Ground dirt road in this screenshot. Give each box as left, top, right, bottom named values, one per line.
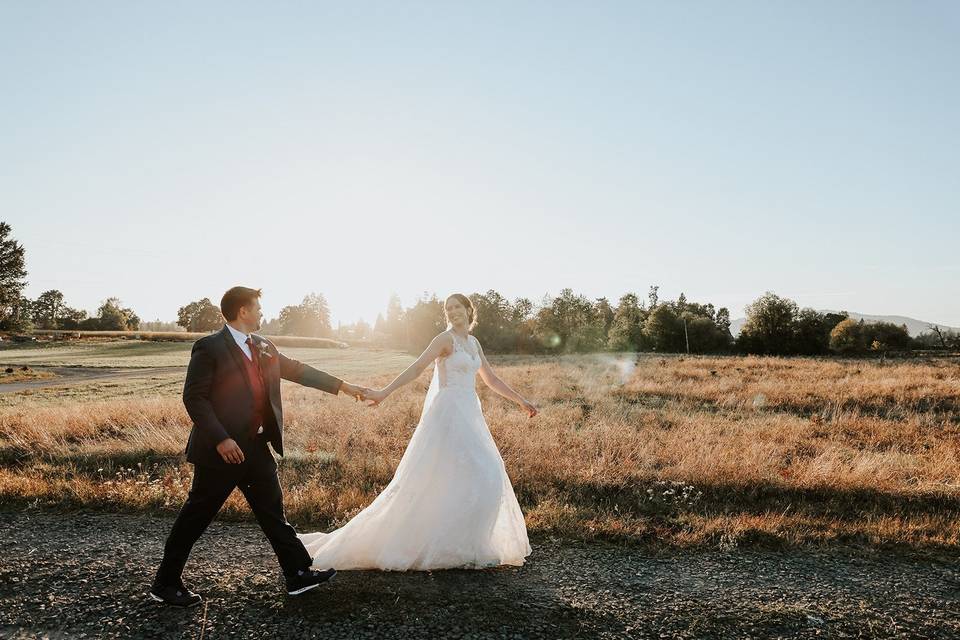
left=1, top=509, right=958, bottom=638
left=0, top=366, right=183, bottom=394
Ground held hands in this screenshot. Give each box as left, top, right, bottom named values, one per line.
left=340, top=380, right=387, bottom=406
left=520, top=399, right=538, bottom=418
left=339, top=381, right=375, bottom=403
left=364, top=388, right=389, bottom=407
left=352, top=385, right=536, bottom=415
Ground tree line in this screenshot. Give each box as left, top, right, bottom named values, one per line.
left=735, top=292, right=918, bottom=356
left=364, top=288, right=940, bottom=356
left=0, top=222, right=338, bottom=335
left=0, top=223, right=142, bottom=331
left=1, top=221, right=956, bottom=353
left=175, top=293, right=333, bottom=337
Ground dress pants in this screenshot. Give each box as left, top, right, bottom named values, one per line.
left=154, top=437, right=311, bottom=587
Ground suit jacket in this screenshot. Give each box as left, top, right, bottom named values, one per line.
left=183, top=325, right=342, bottom=467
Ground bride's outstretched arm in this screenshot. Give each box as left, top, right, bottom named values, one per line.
left=366, top=332, right=453, bottom=405
left=476, top=339, right=538, bottom=418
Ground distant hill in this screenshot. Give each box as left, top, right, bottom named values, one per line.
left=729, top=312, right=958, bottom=338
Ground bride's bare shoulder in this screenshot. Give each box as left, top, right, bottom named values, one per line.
left=431, top=330, right=455, bottom=354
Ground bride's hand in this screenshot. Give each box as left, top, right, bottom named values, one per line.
left=520, top=399, right=538, bottom=418
left=365, top=388, right=389, bottom=407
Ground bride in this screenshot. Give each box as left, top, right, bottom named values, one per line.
left=298, top=293, right=538, bottom=571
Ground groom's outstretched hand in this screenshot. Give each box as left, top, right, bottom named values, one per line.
left=339, top=381, right=372, bottom=403
left=216, top=438, right=245, bottom=464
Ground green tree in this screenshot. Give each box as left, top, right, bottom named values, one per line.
left=594, top=297, right=615, bottom=343
left=471, top=290, right=513, bottom=352
left=790, top=307, right=832, bottom=355
left=469, top=290, right=540, bottom=353
left=715, top=307, right=732, bottom=334
left=647, top=285, right=659, bottom=309
left=96, top=298, right=140, bottom=331
left=277, top=293, right=332, bottom=337
left=737, top=292, right=799, bottom=355
left=58, top=306, right=88, bottom=330
left=535, top=289, right=604, bottom=353
left=862, top=321, right=911, bottom=352
left=822, top=312, right=848, bottom=334
left=644, top=304, right=684, bottom=352
left=512, top=297, right=534, bottom=323
left=78, top=316, right=102, bottom=331
left=30, top=289, right=66, bottom=329
left=829, top=318, right=866, bottom=354
left=403, top=293, right=445, bottom=352
left=507, top=296, right=539, bottom=353
left=607, top=293, right=647, bottom=351
left=0, top=222, right=29, bottom=331
left=177, top=300, right=200, bottom=331
left=177, top=298, right=224, bottom=332
left=682, top=313, right=717, bottom=352
left=680, top=311, right=732, bottom=353
left=880, top=322, right=911, bottom=350
left=511, top=297, right=538, bottom=353
left=916, top=325, right=960, bottom=350
left=674, top=292, right=688, bottom=314
left=829, top=319, right=911, bottom=355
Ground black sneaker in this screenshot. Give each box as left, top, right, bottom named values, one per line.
left=285, top=567, right=336, bottom=595
left=149, top=583, right=203, bottom=608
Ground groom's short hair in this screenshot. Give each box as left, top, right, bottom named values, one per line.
left=221, top=286, right=262, bottom=321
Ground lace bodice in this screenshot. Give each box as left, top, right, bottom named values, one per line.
left=437, top=333, right=481, bottom=390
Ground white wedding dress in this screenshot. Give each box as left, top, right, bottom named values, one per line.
left=297, top=333, right=531, bottom=570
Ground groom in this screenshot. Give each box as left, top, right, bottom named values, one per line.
left=150, top=286, right=369, bottom=606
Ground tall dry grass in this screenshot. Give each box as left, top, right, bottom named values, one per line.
left=1, top=354, right=958, bottom=550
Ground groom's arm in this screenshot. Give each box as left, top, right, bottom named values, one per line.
left=277, top=351, right=344, bottom=395
left=183, top=340, right=231, bottom=444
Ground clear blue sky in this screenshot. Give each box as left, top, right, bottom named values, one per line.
left=3, top=1, right=958, bottom=327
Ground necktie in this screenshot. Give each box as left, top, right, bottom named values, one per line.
left=245, top=337, right=263, bottom=438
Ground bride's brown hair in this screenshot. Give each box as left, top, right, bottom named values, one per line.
left=445, top=293, right=478, bottom=330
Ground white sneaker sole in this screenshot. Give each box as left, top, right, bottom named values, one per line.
left=148, top=592, right=202, bottom=607
left=287, top=583, right=320, bottom=596
left=287, top=570, right=337, bottom=596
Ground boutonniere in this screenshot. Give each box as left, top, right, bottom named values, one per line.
left=256, top=341, right=273, bottom=359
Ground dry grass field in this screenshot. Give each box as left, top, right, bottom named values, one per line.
left=0, top=340, right=957, bottom=551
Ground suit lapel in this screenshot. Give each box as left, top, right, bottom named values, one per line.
left=250, top=335, right=278, bottom=399
left=221, top=326, right=253, bottom=395
left=249, top=337, right=282, bottom=437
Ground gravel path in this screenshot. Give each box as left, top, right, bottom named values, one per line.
left=0, top=508, right=958, bottom=639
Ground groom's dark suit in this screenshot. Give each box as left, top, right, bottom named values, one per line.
left=154, top=325, right=342, bottom=588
